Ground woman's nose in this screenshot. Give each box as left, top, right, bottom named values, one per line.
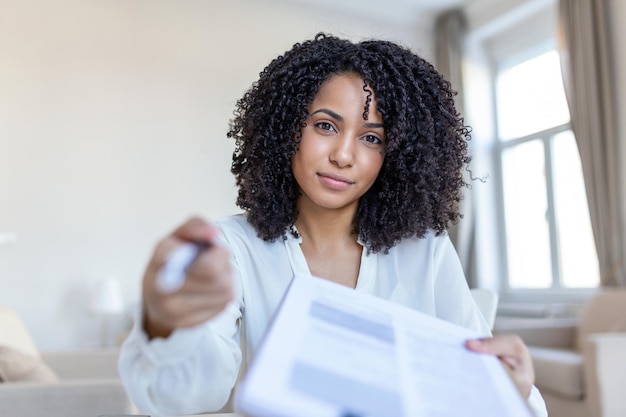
left=329, top=135, right=355, bottom=168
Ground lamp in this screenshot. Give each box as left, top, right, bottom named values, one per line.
left=0, top=232, right=17, bottom=246
left=89, top=277, right=124, bottom=347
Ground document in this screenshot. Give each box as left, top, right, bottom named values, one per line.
left=235, top=274, right=535, bottom=417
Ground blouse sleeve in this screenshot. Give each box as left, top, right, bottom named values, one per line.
left=431, top=234, right=491, bottom=336
left=432, top=235, right=548, bottom=417
left=117, top=299, right=243, bottom=415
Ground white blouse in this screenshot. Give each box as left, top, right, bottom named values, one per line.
left=118, top=214, right=546, bottom=416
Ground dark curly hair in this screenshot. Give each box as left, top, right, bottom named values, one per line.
left=228, top=33, right=471, bottom=253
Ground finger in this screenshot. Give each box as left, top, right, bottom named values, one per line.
left=145, top=220, right=222, bottom=289
left=154, top=287, right=234, bottom=327
left=160, top=244, right=232, bottom=300
left=148, top=237, right=185, bottom=274
left=173, top=268, right=234, bottom=302
left=465, top=336, right=527, bottom=372
left=465, top=334, right=526, bottom=358
left=466, top=335, right=534, bottom=398
left=172, top=216, right=220, bottom=245
left=499, top=357, right=529, bottom=397
left=145, top=245, right=233, bottom=319
left=145, top=283, right=232, bottom=325
left=143, top=296, right=231, bottom=338
left=184, top=245, right=232, bottom=286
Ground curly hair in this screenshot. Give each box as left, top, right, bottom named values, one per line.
left=228, top=33, right=471, bottom=253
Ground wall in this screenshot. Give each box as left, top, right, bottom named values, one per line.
left=0, top=0, right=431, bottom=350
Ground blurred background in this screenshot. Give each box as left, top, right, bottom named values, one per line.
left=1, top=0, right=624, bottom=351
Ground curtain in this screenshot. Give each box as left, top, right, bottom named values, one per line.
left=434, top=9, right=477, bottom=287
left=558, top=0, right=625, bottom=286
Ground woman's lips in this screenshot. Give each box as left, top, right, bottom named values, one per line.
left=317, top=172, right=355, bottom=190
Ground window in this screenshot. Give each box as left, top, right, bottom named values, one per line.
left=464, top=1, right=601, bottom=297
left=493, top=48, right=599, bottom=290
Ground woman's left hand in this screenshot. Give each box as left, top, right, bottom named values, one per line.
left=465, top=335, right=535, bottom=399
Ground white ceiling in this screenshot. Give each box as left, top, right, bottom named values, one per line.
left=284, top=0, right=473, bottom=24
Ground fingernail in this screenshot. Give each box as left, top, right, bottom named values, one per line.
left=467, top=339, right=482, bottom=348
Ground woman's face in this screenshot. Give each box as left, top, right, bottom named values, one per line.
left=292, top=72, right=386, bottom=214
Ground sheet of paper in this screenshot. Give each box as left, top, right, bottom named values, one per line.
left=235, top=274, right=535, bottom=417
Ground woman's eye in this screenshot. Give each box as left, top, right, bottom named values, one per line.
left=314, top=121, right=335, bottom=132
left=363, top=135, right=383, bottom=145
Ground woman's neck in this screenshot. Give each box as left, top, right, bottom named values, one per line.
left=294, top=202, right=362, bottom=288
left=294, top=206, right=356, bottom=249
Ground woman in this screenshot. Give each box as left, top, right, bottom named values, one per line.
left=119, top=33, right=546, bottom=416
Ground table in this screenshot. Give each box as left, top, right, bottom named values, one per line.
left=177, top=414, right=242, bottom=417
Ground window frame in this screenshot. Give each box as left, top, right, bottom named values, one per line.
left=494, top=122, right=572, bottom=292
left=464, top=0, right=597, bottom=304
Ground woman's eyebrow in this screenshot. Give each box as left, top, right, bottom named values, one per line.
left=311, top=108, right=383, bottom=129
left=311, top=108, right=342, bottom=121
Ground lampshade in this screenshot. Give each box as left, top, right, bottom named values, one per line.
left=90, top=277, right=124, bottom=315
left=0, top=232, right=17, bottom=246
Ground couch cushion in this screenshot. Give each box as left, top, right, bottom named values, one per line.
left=529, top=346, right=583, bottom=400
left=0, top=307, right=40, bottom=358
left=0, top=345, right=58, bottom=383
left=577, top=289, right=626, bottom=350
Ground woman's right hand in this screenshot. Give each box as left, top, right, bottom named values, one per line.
left=141, top=217, right=234, bottom=339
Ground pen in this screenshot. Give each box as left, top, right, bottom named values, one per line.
left=156, top=242, right=208, bottom=293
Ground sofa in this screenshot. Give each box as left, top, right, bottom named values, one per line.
left=0, top=306, right=133, bottom=417
left=495, top=289, right=626, bottom=417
